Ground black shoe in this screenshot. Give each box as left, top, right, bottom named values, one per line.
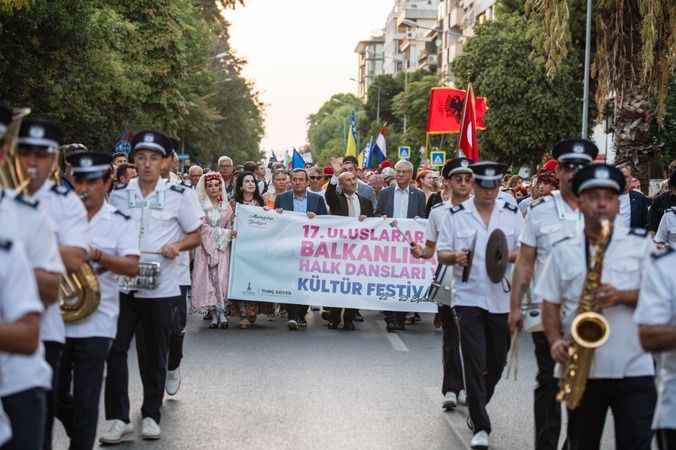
left=354, top=310, right=364, bottom=322
left=321, top=311, right=331, bottom=321
left=386, top=321, right=396, bottom=333
left=414, top=312, right=421, bottom=322
left=203, top=310, right=212, bottom=321
left=342, top=321, right=355, bottom=331
left=396, top=320, right=406, bottom=331
left=299, top=319, right=307, bottom=329
left=328, top=321, right=340, bottom=330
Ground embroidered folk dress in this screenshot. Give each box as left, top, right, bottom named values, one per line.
left=191, top=200, right=233, bottom=312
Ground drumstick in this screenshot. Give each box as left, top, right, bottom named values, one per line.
left=389, top=220, right=416, bottom=247
left=504, top=330, right=520, bottom=380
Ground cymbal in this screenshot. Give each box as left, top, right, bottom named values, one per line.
left=486, top=229, right=509, bottom=283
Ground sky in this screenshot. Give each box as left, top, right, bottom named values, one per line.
left=225, top=0, right=393, bottom=157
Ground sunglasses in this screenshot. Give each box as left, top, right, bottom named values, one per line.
left=309, top=176, right=322, bottom=180
left=561, top=162, right=586, bottom=172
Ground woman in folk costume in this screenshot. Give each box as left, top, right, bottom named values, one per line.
left=192, top=172, right=234, bottom=328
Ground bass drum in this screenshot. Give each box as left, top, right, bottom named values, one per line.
left=425, top=264, right=455, bottom=307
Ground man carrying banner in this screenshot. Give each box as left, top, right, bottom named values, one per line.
left=437, top=161, right=524, bottom=450
left=324, top=160, right=374, bottom=330
left=274, top=168, right=328, bottom=330
left=411, top=157, right=473, bottom=410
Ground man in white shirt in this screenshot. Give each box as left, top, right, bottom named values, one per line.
left=537, top=164, right=656, bottom=450
left=56, top=152, right=140, bottom=450
left=411, top=157, right=473, bottom=410
left=655, top=207, right=676, bottom=247
left=509, top=139, right=596, bottom=450
left=635, top=246, right=676, bottom=449
left=16, top=118, right=89, bottom=450
left=102, top=131, right=202, bottom=443
left=437, top=161, right=524, bottom=450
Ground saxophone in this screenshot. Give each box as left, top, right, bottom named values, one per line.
left=556, top=219, right=611, bottom=410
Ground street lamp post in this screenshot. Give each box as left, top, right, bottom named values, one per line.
left=581, top=0, right=593, bottom=139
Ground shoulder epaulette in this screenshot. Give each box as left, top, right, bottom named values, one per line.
left=180, top=180, right=191, bottom=188
left=667, top=207, right=676, bottom=214
left=628, top=228, right=649, bottom=238
left=529, top=196, right=550, bottom=209
left=50, top=184, right=71, bottom=196
left=552, top=236, right=571, bottom=247
left=431, top=202, right=444, bottom=210
left=450, top=204, right=464, bottom=215
left=0, top=239, right=12, bottom=251
left=169, top=184, right=186, bottom=194
left=503, top=202, right=518, bottom=213
left=113, top=183, right=128, bottom=191
left=113, top=210, right=131, bottom=221
left=651, top=247, right=674, bottom=260
left=14, top=193, right=39, bottom=209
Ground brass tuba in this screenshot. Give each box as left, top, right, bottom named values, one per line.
left=0, top=107, right=30, bottom=192
left=556, top=219, right=611, bottom=409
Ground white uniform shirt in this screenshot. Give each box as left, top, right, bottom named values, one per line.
left=0, top=188, right=64, bottom=275
left=425, top=200, right=452, bottom=243
left=30, top=180, right=89, bottom=344
left=109, top=178, right=203, bottom=299
left=393, top=185, right=410, bottom=218
left=618, top=193, right=632, bottom=229
left=634, top=247, right=676, bottom=429
left=498, top=190, right=518, bottom=206
left=655, top=208, right=676, bottom=246
left=0, top=240, right=52, bottom=397
left=535, top=225, right=655, bottom=379
left=519, top=192, right=583, bottom=303
left=66, top=202, right=140, bottom=339
left=437, top=198, right=524, bottom=313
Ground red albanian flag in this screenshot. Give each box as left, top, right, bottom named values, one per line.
left=426, top=87, right=487, bottom=134
left=458, top=84, right=479, bottom=161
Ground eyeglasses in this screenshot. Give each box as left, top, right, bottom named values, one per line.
left=309, top=176, right=322, bottom=180
left=561, top=162, right=586, bottom=172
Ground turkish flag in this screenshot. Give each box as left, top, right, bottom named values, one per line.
left=458, top=84, right=479, bottom=161
left=426, top=87, right=487, bottom=134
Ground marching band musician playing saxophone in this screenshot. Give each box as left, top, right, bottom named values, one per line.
left=536, top=163, right=656, bottom=450
left=56, top=152, right=140, bottom=450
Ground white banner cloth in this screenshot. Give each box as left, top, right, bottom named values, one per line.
left=228, top=204, right=438, bottom=312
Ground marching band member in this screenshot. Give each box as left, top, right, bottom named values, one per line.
left=437, top=161, right=523, bottom=450
left=536, top=164, right=655, bottom=450
left=411, top=157, right=473, bottom=410
left=0, top=240, right=43, bottom=450
left=508, top=139, right=594, bottom=450
left=635, top=245, right=676, bottom=450
left=57, top=152, right=140, bottom=450
left=102, top=130, right=202, bottom=444
left=654, top=174, right=676, bottom=248
left=16, top=119, right=89, bottom=450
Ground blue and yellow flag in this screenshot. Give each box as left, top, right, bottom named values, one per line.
left=344, top=112, right=358, bottom=157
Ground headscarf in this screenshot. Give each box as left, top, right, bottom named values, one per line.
left=197, top=171, right=227, bottom=208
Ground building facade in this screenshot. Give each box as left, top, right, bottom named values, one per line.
left=355, top=34, right=385, bottom=100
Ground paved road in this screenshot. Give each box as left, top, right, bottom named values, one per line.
left=54, top=310, right=620, bottom=449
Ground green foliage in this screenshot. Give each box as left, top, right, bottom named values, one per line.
left=391, top=73, right=441, bottom=157
left=0, top=0, right=264, bottom=167
left=306, top=93, right=365, bottom=165
left=652, top=79, right=676, bottom=168
left=452, top=12, right=581, bottom=168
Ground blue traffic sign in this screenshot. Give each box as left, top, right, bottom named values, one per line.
left=430, top=151, right=446, bottom=167
left=398, top=146, right=411, bottom=160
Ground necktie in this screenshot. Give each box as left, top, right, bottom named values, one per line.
left=346, top=194, right=356, bottom=217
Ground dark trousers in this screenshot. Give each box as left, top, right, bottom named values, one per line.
left=286, top=304, right=308, bottom=322
left=327, top=307, right=356, bottom=325
left=43, top=340, right=63, bottom=450
left=105, top=293, right=175, bottom=424
left=454, top=306, right=510, bottom=434
left=658, top=429, right=676, bottom=450
left=1, top=388, right=46, bottom=450
left=439, top=306, right=464, bottom=395
left=169, top=286, right=189, bottom=371
left=532, top=331, right=562, bottom=450
left=56, top=337, right=112, bottom=450
left=565, top=376, right=656, bottom=450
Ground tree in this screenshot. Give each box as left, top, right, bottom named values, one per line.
left=528, top=0, right=676, bottom=180
left=451, top=12, right=582, bottom=168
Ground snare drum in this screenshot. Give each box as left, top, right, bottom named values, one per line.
left=425, top=264, right=455, bottom=307
left=119, top=262, right=161, bottom=291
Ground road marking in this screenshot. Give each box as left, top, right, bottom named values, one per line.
left=375, top=320, right=409, bottom=352
left=423, top=387, right=471, bottom=450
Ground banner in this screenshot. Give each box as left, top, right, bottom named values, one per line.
left=426, top=87, right=487, bottom=134
left=229, top=205, right=439, bottom=313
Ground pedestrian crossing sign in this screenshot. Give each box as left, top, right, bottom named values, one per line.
left=430, top=151, right=446, bottom=167
left=398, top=146, right=411, bottom=160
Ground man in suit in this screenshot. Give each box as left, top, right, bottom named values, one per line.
left=375, top=159, right=427, bottom=332
left=324, top=164, right=374, bottom=330
left=617, top=165, right=651, bottom=229
left=333, top=156, right=377, bottom=206
left=275, top=168, right=328, bottom=330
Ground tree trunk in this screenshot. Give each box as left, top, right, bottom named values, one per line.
left=611, top=87, right=658, bottom=190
